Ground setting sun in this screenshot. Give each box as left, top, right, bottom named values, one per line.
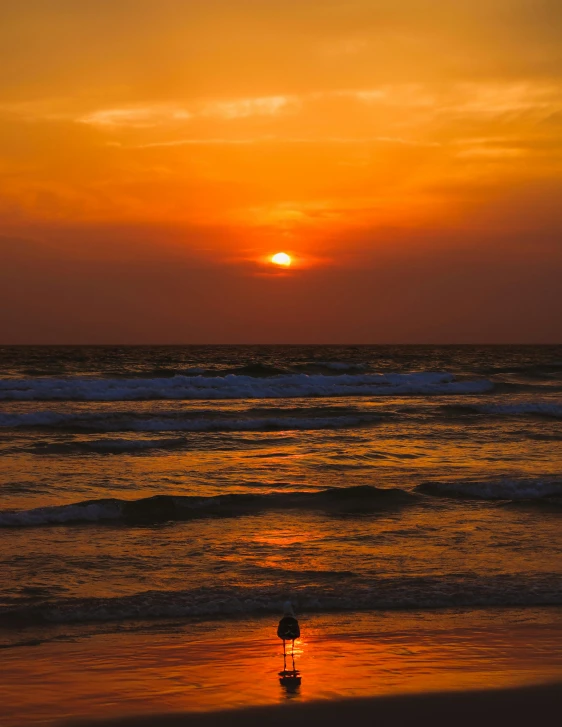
left=2, top=5, right=562, bottom=726
left=271, top=252, right=292, bottom=267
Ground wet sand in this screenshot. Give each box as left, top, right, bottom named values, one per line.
left=2, top=609, right=562, bottom=726
left=65, top=683, right=562, bottom=727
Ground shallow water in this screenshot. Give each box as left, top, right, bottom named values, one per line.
left=0, top=346, right=561, bottom=633
left=1, top=609, right=562, bottom=726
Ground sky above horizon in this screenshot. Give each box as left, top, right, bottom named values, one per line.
left=1, top=1, right=562, bottom=344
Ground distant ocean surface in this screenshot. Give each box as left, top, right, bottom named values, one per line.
left=1, top=345, right=561, bottom=641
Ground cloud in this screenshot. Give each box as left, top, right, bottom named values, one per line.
left=79, top=106, right=192, bottom=128
left=7, top=82, right=562, bottom=141
left=455, top=147, right=526, bottom=160
left=202, top=95, right=298, bottom=119
left=73, top=95, right=297, bottom=131
left=340, top=82, right=562, bottom=119
left=131, top=135, right=439, bottom=149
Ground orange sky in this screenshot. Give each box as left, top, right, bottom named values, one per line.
left=1, top=1, right=562, bottom=343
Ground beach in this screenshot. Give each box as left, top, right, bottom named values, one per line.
left=1, top=345, right=561, bottom=726
left=4, top=0, right=562, bottom=720
left=2, top=608, right=562, bottom=726
left=65, top=684, right=562, bottom=727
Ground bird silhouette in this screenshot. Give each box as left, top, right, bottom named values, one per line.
left=277, top=601, right=300, bottom=676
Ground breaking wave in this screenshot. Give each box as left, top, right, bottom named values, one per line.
left=479, top=402, right=562, bottom=418
left=0, top=411, right=383, bottom=433
left=417, top=477, right=562, bottom=503
left=436, top=400, right=562, bottom=420
left=2, top=574, right=561, bottom=627
left=0, top=486, right=416, bottom=528
left=28, top=437, right=188, bottom=455
left=0, top=371, right=493, bottom=402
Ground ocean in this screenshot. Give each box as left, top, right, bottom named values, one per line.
left=1, top=344, right=561, bottom=636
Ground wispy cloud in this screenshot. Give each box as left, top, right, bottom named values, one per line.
left=79, top=106, right=193, bottom=128
left=455, top=146, right=527, bottom=159
left=77, top=96, right=296, bottom=129
left=443, top=83, right=562, bottom=117
left=202, top=95, right=298, bottom=119
left=130, top=135, right=439, bottom=149
left=7, top=82, right=562, bottom=134
left=134, top=138, right=259, bottom=148
left=331, top=82, right=562, bottom=118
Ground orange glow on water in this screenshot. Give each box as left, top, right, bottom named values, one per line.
left=2, top=612, right=562, bottom=726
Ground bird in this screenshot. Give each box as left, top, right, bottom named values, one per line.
left=277, top=601, right=300, bottom=673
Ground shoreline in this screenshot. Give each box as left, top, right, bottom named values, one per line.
left=2, top=608, right=562, bottom=726
left=63, top=682, right=562, bottom=727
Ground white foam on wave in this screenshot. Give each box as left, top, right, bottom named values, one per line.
left=4, top=575, right=562, bottom=625
left=0, top=501, right=123, bottom=527
left=419, top=478, right=562, bottom=501
left=0, top=371, right=492, bottom=402
left=0, top=486, right=413, bottom=528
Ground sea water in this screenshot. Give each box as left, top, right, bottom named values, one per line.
left=1, top=345, right=561, bottom=632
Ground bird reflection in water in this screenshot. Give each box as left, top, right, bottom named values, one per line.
left=277, top=601, right=302, bottom=696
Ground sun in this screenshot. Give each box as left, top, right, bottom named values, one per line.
left=271, top=252, right=292, bottom=266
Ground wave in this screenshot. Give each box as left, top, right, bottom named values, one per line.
left=2, top=574, right=561, bottom=627
left=0, top=411, right=383, bottom=433
left=436, top=401, right=562, bottom=420
left=28, top=437, right=188, bottom=455
left=0, top=486, right=416, bottom=528
left=416, top=477, right=562, bottom=503
left=479, top=402, right=562, bottom=418
left=0, top=371, right=493, bottom=402
left=481, top=362, right=562, bottom=377
left=106, top=362, right=368, bottom=378
left=316, top=362, right=368, bottom=372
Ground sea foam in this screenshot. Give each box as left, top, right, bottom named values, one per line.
left=0, top=486, right=416, bottom=528
left=417, top=477, right=562, bottom=501
left=2, top=574, right=561, bottom=627
left=0, top=371, right=493, bottom=402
